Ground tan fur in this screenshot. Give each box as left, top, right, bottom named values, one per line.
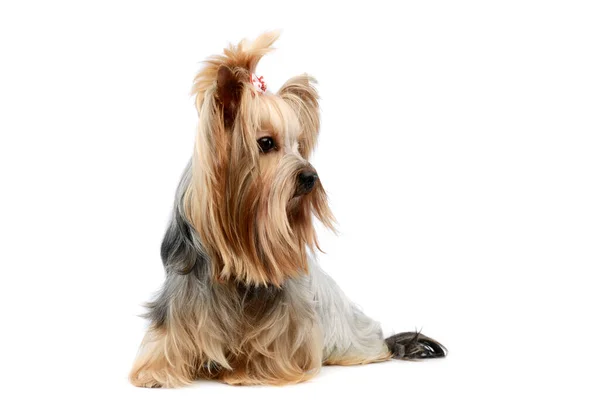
left=219, top=324, right=323, bottom=386
left=129, top=328, right=200, bottom=388
left=278, top=75, right=321, bottom=158
left=130, top=32, right=394, bottom=389
left=130, top=279, right=324, bottom=388
left=183, top=32, right=334, bottom=287
left=324, top=351, right=392, bottom=366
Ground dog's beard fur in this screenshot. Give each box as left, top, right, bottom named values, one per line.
left=183, top=34, right=334, bottom=287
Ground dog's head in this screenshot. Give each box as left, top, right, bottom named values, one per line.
left=184, top=32, right=335, bottom=286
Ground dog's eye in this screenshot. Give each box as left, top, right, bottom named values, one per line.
left=257, top=137, right=276, bottom=153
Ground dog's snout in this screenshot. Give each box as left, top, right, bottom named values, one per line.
left=297, top=170, right=318, bottom=194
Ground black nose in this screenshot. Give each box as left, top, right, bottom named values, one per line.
left=297, top=170, right=318, bottom=194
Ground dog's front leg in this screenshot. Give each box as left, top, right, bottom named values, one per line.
left=129, top=271, right=229, bottom=388
left=129, top=325, right=199, bottom=388
left=310, top=258, right=446, bottom=365
left=309, top=259, right=391, bottom=365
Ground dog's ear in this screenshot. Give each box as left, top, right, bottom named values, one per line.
left=216, top=65, right=243, bottom=127
left=192, top=31, right=279, bottom=119
left=278, top=75, right=320, bottom=158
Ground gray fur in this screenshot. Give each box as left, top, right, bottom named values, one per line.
left=308, top=258, right=389, bottom=361
left=144, top=161, right=443, bottom=375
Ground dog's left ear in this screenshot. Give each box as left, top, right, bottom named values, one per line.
left=278, top=75, right=320, bottom=158
left=216, top=65, right=244, bottom=127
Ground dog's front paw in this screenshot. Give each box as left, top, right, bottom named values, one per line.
left=129, top=370, right=165, bottom=388
left=385, top=332, right=447, bottom=360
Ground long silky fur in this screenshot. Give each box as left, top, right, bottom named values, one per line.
left=183, top=38, right=334, bottom=286
left=130, top=164, right=323, bottom=387
left=130, top=31, right=445, bottom=389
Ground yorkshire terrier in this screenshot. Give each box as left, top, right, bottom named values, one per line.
left=130, top=31, right=446, bottom=388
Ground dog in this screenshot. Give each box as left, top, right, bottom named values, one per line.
left=130, top=31, right=446, bottom=388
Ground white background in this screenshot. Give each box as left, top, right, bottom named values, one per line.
left=1, top=1, right=598, bottom=416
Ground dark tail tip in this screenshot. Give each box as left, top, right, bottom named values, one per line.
left=385, top=331, right=447, bottom=360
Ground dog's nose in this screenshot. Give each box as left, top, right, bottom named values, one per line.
left=297, top=170, right=318, bottom=194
